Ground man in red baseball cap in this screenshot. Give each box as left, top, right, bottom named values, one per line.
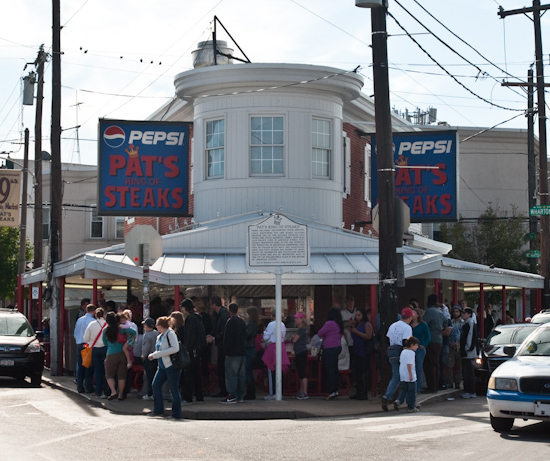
left=381, top=307, right=414, bottom=412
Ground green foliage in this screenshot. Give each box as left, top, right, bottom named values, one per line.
left=439, top=204, right=533, bottom=274
left=0, top=227, right=33, bottom=300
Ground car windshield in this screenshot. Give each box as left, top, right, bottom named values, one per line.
left=517, top=327, right=550, bottom=357
left=486, top=329, right=516, bottom=346
left=0, top=317, right=34, bottom=337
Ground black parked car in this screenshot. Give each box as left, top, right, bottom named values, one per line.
left=474, top=323, right=540, bottom=393
left=0, top=307, right=45, bottom=386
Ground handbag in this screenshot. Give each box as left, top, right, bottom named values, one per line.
left=81, top=321, right=105, bottom=368
left=166, top=333, right=191, bottom=370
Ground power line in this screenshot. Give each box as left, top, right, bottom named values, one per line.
left=387, top=11, right=524, bottom=112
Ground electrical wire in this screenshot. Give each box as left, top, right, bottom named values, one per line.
left=410, top=0, right=527, bottom=85
left=387, top=11, right=523, bottom=112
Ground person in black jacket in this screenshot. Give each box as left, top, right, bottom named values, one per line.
left=180, top=298, right=206, bottom=404
left=219, top=303, right=246, bottom=404
left=207, top=296, right=230, bottom=397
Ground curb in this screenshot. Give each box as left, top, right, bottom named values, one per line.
left=41, top=375, right=462, bottom=420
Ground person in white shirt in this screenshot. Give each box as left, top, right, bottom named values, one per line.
left=83, top=307, right=107, bottom=397
left=381, top=307, right=414, bottom=412
left=393, top=336, right=420, bottom=412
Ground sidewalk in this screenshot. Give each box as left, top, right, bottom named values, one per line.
left=42, top=371, right=461, bottom=420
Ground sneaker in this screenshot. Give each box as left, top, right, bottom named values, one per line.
left=381, top=397, right=389, bottom=412
left=196, top=400, right=205, bottom=404
left=325, top=392, right=338, bottom=401
left=394, top=400, right=401, bottom=411
left=147, top=412, right=163, bottom=417
left=99, top=394, right=108, bottom=399
left=181, top=400, right=194, bottom=405
left=293, top=392, right=303, bottom=399
left=461, top=392, right=474, bottom=399
left=264, top=394, right=276, bottom=400
left=296, top=393, right=309, bottom=400
left=237, top=398, right=244, bottom=403
left=407, top=408, right=420, bottom=413
left=219, top=395, right=237, bottom=404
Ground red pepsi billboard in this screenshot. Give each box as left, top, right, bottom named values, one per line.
left=98, top=119, right=191, bottom=217
left=371, top=130, right=459, bottom=222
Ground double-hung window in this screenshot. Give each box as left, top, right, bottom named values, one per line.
left=251, top=116, right=283, bottom=175
left=115, top=217, right=125, bottom=239
left=206, top=119, right=225, bottom=178
left=312, top=118, right=331, bottom=178
left=90, top=204, right=103, bottom=239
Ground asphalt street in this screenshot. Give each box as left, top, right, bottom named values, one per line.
left=0, top=377, right=548, bottom=461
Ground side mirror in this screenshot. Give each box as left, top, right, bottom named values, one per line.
left=503, top=346, right=516, bottom=357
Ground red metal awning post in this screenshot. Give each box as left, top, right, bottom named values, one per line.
left=92, top=279, right=98, bottom=305
left=434, top=278, right=440, bottom=302
left=479, top=283, right=485, bottom=338
left=502, top=286, right=507, bottom=323
left=17, top=275, right=24, bottom=313
left=59, top=278, right=65, bottom=375
left=370, top=284, right=377, bottom=398
left=522, top=288, right=527, bottom=322
left=174, top=285, right=180, bottom=309
left=452, top=280, right=458, bottom=306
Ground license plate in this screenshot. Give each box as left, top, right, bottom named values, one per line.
left=0, top=359, right=14, bottom=366
left=534, top=401, right=550, bottom=416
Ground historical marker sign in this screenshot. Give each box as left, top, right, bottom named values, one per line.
left=247, top=214, right=309, bottom=268
left=0, top=169, right=21, bottom=227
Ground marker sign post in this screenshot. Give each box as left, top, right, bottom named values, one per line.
left=247, top=215, right=309, bottom=400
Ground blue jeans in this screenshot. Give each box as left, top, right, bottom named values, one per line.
left=76, top=343, right=93, bottom=392
left=225, top=355, right=246, bottom=400
left=415, top=347, right=426, bottom=393
left=383, top=356, right=401, bottom=401
left=397, top=381, right=417, bottom=410
left=152, top=365, right=182, bottom=419
left=322, top=346, right=342, bottom=394
left=143, top=359, right=158, bottom=397
left=91, top=346, right=107, bottom=396
left=245, top=348, right=256, bottom=389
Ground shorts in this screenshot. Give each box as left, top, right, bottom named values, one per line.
left=104, top=351, right=127, bottom=381
left=295, top=351, right=307, bottom=380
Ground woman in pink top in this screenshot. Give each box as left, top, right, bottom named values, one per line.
left=318, top=307, right=344, bottom=400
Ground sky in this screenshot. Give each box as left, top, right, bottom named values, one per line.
left=0, top=0, right=548, bottom=166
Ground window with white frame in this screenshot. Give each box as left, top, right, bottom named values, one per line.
left=364, top=143, right=372, bottom=207
left=42, top=206, right=50, bottom=240
left=206, top=119, right=225, bottom=178
left=312, top=119, right=331, bottom=178
left=250, top=116, right=284, bottom=175
left=90, top=204, right=103, bottom=238
left=115, top=217, right=125, bottom=239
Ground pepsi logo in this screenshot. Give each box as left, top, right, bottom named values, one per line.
left=103, top=125, right=126, bottom=148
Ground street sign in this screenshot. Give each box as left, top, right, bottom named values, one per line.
left=524, top=232, right=538, bottom=241
left=525, top=250, right=542, bottom=258
left=529, top=205, right=550, bottom=216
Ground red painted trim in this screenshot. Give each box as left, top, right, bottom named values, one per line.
left=17, top=275, right=24, bottom=313
left=479, top=283, right=485, bottom=339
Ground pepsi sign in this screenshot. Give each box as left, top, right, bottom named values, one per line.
left=98, top=119, right=192, bottom=217
left=371, top=130, right=459, bottom=223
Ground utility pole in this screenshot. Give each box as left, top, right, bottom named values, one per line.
left=357, top=0, right=398, bottom=388
left=34, top=45, right=47, bottom=270
left=50, top=0, right=63, bottom=376
left=18, top=129, right=30, bottom=276
left=499, top=1, right=550, bottom=310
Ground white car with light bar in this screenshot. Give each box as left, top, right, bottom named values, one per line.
left=487, top=322, right=550, bottom=432
left=0, top=307, right=44, bottom=386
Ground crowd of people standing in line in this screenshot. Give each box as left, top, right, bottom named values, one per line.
left=72, top=292, right=505, bottom=418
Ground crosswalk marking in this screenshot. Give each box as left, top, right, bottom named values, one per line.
left=357, top=416, right=454, bottom=432
left=336, top=412, right=436, bottom=425
left=388, top=422, right=487, bottom=442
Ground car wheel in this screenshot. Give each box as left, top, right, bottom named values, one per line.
left=490, top=414, right=514, bottom=432
left=30, top=373, right=42, bottom=387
